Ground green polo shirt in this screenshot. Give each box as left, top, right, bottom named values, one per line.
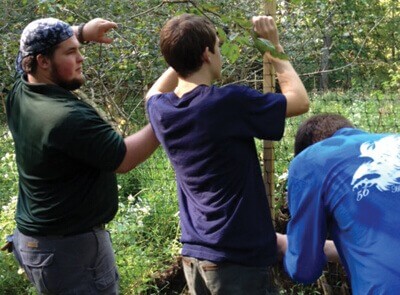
left=6, top=76, right=126, bottom=235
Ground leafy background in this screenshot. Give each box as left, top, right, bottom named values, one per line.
left=0, top=0, right=399, bottom=294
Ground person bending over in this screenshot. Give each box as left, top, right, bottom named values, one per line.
left=283, top=113, right=400, bottom=294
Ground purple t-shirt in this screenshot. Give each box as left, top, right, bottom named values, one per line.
left=147, top=84, right=286, bottom=266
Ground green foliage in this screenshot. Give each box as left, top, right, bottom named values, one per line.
left=0, top=198, right=27, bottom=294
left=0, top=129, right=17, bottom=207
left=382, top=62, right=400, bottom=92
left=0, top=0, right=398, bottom=293
left=0, top=126, right=34, bottom=294
left=1, top=0, right=397, bottom=115
left=117, top=171, right=141, bottom=203
left=252, top=37, right=288, bottom=59
left=277, top=0, right=399, bottom=90
left=110, top=148, right=180, bottom=294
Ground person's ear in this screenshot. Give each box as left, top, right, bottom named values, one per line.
left=202, top=47, right=211, bottom=63
left=36, top=54, right=51, bottom=70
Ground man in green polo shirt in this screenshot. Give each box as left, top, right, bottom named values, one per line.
left=5, top=17, right=159, bottom=294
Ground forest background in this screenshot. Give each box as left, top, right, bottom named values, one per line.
left=0, top=0, right=399, bottom=294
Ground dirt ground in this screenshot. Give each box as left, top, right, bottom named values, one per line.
left=150, top=208, right=351, bottom=295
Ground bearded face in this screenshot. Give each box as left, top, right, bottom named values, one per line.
left=49, top=36, right=85, bottom=91
left=50, top=61, right=85, bottom=90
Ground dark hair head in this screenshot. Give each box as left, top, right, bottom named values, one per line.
left=21, top=45, right=58, bottom=74
left=160, top=14, right=217, bottom=78
left=294, top=113, right=354, bottom=156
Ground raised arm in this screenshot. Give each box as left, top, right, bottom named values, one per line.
left=72, top=18, right=117, bottom=44
left=252, top=16, right=309, bottom=117
left=145, top=67, right=179, bottom=101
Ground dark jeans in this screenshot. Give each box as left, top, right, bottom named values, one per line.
left=12, top=227, right=119, bottom=295
left=182, top=256, right=279, bottom=295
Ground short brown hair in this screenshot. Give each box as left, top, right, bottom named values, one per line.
left=294, top=113, right=354, bottom=156
left=160, top=14, right=217, bottom=78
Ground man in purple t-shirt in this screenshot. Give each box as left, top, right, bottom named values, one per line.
left=146, top=14, right=309, bottom=294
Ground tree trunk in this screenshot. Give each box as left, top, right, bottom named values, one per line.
left=319, top=12, right=333, bottom=91
left=319, top=34, right=332, bottom=91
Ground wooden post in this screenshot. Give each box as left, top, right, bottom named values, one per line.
left=263, top=0, right=277, bottom=223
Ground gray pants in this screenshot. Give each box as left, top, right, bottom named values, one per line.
left=182, top=256, right=279, bottom=295
left=12, top=227, right=119, bottom=295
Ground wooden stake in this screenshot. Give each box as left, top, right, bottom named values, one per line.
left=263, top=0, right=277, bottom=224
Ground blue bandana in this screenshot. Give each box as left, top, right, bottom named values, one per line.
left=16, top=18, right=74, bottom=74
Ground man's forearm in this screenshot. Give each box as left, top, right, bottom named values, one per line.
left=268, top=53, right=309, bottom=118
left=72, top=18, right=117, bottom=44
left=115, top=124, right=159, bottom=173
left=276, top=233, right=341, bottom=263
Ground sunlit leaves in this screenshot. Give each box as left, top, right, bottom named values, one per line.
left=221, top=42, right=240, bottom=63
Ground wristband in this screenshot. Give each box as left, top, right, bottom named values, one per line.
left=77, top=23, right=87, bottom=44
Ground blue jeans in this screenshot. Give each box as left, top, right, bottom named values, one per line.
left=12, top=227, right=119, bottom=294
left=182, top=256, right=279, bottom=295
